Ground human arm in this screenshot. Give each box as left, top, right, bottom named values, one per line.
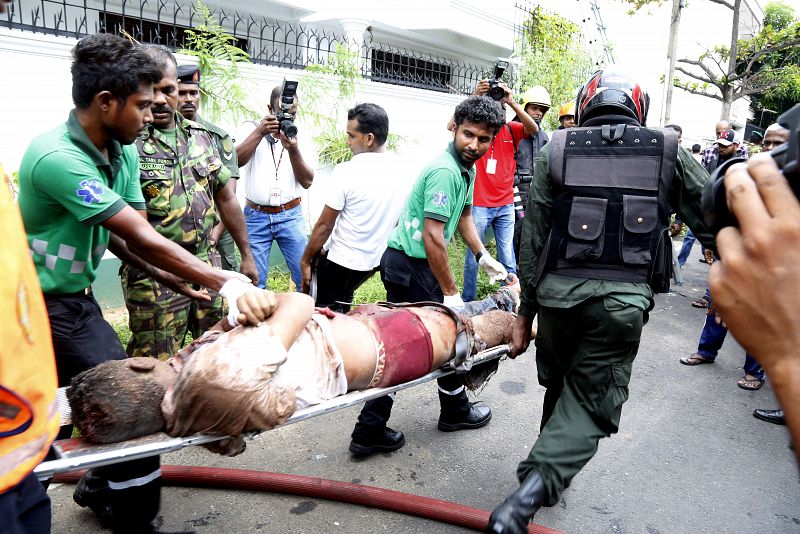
left=213, top=180, right=258, bottom=284
left=236, top=116, right=279, bottom=166
left=423, top=217, right=459, bottom=296
left=707, top=155, right=800, bottom=458
left=510, top=145, right=554, bottom=356
left=300, top=205, right=340, bottom=293
left=501, top=85, right=538, bottom=136
left=457, top=206, right=507, bottom=283
left=279, top=132, right=315, bottom=189
left=672, top=148, right=716, bottom=254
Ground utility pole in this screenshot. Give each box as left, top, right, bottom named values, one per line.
left=661, top=0, right=684, bottom=125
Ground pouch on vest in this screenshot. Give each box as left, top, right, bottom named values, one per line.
left=620, top=195, right=657, bottom=265
left=565, top=196, right=607, bottom=261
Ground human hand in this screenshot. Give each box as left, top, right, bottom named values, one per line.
left=278, top=130, right=298, bottom=151
left=708, top=154, right=800, bottom=371
left=258, top=115, right=280, bottom=137
left=443, top=293, right=465, bottom=309
left=153, top=270, right=211, bottom=301
left=218, top=277, right=258, bottom=327
left=509, top=314, right=534, bottom=358
left=239, top=255, right=259, bottom=285
left=669, top=222, right=682, bottom=237
left=473, top=79, right=490, bottom=96
left=300, top=257, right=312, bottom=294
left=479, top=253, right=508, bottom=283
left=703, top=249, right=715, bottom=264
left=500, top=83, right=515, bottom=105
left=236, top=288, right=278, bottom=325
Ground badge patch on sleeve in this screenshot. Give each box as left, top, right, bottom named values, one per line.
left=76, top=179, right=105, bottom=204
left=432, top=191, right=449, bottom=208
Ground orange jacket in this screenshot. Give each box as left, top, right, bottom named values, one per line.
left=0, top=164, right=59, bottom=492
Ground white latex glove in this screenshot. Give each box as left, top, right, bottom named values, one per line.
left=479, top=253, right=508, bottom=283
left=443, top=293, right=465, bottom=309
left=218, top=278, right=256, bottom=327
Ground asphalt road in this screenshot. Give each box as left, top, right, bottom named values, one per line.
left=49, top=242, right=799, bottom=533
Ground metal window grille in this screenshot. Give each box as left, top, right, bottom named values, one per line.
left=2, top=0, right=485, bottom=94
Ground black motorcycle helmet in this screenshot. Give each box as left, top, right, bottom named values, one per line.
left=575, top=65, right=650, bottom=126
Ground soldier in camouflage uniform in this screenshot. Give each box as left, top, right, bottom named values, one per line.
left=176, top=64, right=246, bottom=272
left=125, top=45, right=257, bottom=360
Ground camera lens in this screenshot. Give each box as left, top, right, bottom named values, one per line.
left=489, top=85, right=505, bottom=101
left=280, top=119, right=298, bottom=139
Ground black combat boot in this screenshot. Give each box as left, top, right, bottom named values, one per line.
left=437, top=388, right=492, bottom=431
left=486, top=471, right=547, bottom=534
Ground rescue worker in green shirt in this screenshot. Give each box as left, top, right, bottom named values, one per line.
left=486, top=66, right=716, bottom=533
left=125, top=45, right=257, bottom=360
left=176, top=64, right=245, bottom=272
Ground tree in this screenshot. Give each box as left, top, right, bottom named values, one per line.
left=515, top=6, right=595, bottom=132
left=624, top=0, right=800, bottom=119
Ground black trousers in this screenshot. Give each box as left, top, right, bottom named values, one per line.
left=44, top=294, right=161, bottom=533
left=314, top=255, right=375, bottom=313
left=0, top=472, right=51, bottom=534
left=351, top=248, right=467, bottom=441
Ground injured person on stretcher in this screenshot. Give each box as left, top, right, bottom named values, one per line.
left=67, top=280, right=522, bottom=454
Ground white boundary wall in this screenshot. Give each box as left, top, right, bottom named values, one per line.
left=0, top=28, right=477, bottom=229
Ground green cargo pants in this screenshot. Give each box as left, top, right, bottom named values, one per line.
left=516, top=296, right=644, bottom=506
left=215, top=229, right=240, bottom=272
left=121, top=262, right=225, bottom=360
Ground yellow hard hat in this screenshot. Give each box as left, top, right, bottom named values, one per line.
left=558, top=101, right=576, bottom=120
left=521, top=86, right=551, bottom=110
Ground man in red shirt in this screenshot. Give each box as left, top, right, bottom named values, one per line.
left=461, top=81, right=537, bottom=301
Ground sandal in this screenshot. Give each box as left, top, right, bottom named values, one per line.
left=737, top=375, right=764, bottom=390
left=692, top=296, right=710, bottom=308
left=679, top=354, right=715, bottom=366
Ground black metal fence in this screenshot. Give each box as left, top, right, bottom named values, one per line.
left=1, top=0, right=486, bottom=94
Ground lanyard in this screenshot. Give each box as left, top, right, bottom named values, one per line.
left=269, top=138, right=285, bottom=181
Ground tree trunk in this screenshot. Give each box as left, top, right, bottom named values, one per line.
left=721, top=0, right=742, bottom=120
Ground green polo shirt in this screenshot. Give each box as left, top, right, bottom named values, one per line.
left=387, top=143, right=474, bottom=259
left=17, top=110, right=145, bottom=293
left=518, top=143, right=716, bottom=317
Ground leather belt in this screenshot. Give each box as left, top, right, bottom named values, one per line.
left=43, top=287, right=92, bottom=299
left=246, top=197, right=301, bottom=214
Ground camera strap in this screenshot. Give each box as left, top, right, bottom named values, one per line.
left=269, top=139, right=285, bottom=180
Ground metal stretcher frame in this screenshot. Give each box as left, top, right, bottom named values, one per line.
left=34, top=345, right=510, bottom=479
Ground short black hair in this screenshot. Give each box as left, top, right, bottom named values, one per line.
left=347, top=103, right=389, bottom=146
left=665, top=124, right=682, bottom=135
left=453, top=96, right=505, bottom=134
left=691, top=143, right=701, bottom=153
left=71, top=33, right=161, bottom=108
left=139, top=44, right=177, bottom=70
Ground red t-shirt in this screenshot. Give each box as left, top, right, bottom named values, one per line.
left=473, top=121, right=527, bottom=207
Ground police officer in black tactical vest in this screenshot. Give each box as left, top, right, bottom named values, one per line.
left=486, top=66, right=716, bottom=533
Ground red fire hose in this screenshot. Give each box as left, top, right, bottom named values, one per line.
left=54, top=465, right=562, bottom=534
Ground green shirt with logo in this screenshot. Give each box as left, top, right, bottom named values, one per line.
left=387, top=143, right=474, bottom=259
left=18, top=111, right=145, bottom=293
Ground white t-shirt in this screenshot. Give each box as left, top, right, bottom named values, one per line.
left=236, top=121, right=317, bottom=206
left=323, top=151, right=413, bottom=271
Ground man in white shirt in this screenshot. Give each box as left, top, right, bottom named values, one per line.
left=236, top=86, right=315, bottom=289
left=301, top=103, right=411, bottom=311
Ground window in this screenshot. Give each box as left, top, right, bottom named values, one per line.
left=370, top=49, right=452, bottom=91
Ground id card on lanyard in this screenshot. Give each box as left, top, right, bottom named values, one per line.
left=269, top=140, right=285, bottom=206
left=485, top=142, right=497, bottom=174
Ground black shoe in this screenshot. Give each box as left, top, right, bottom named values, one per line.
left=349, top=427, right=405, bottom=457
left=753, top=408, right=786, bottom=425
left=486, top=471, right=547, bottom=534
left=438, top=402, right=492, bottom=432
left=73, top=472, right=114, bottom=528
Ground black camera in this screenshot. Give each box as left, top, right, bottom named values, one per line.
left=702, top=104, right=799, bottom=232
left=275, top=77, right=299, bottom=139
left=487, top=58, right=509, bottom=101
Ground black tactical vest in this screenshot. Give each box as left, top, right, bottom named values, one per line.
left=539, top=124, right=678, bottom=292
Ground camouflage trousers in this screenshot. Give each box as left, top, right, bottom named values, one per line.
left=215, top=229, right=240, bottom=272
left=121, top=260, right=225, bottom=360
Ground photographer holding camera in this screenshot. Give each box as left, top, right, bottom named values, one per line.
left=237, top=80, right=315, bottom=290
left=456, top=60, right=538, bottom=302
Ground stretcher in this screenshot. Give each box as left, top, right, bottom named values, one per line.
left=34, top=345, right=510, bottom=479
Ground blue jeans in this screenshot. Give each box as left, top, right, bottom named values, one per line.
left=696, top=294, right=764, bottom=380
left=462, top=204, right=516, bottom=301
left=244, top=203, right=307, bottom=289
left=677, top=228, right=696, bottom=267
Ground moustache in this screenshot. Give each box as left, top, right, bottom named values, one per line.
left=180, top=104, right=196, bottom=111
left=152, top=105, right=173, bottom=115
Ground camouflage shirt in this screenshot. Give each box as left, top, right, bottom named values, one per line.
left=195, top=114, right=239, bottom=179
left=136, top=114, right=231, bottom=260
